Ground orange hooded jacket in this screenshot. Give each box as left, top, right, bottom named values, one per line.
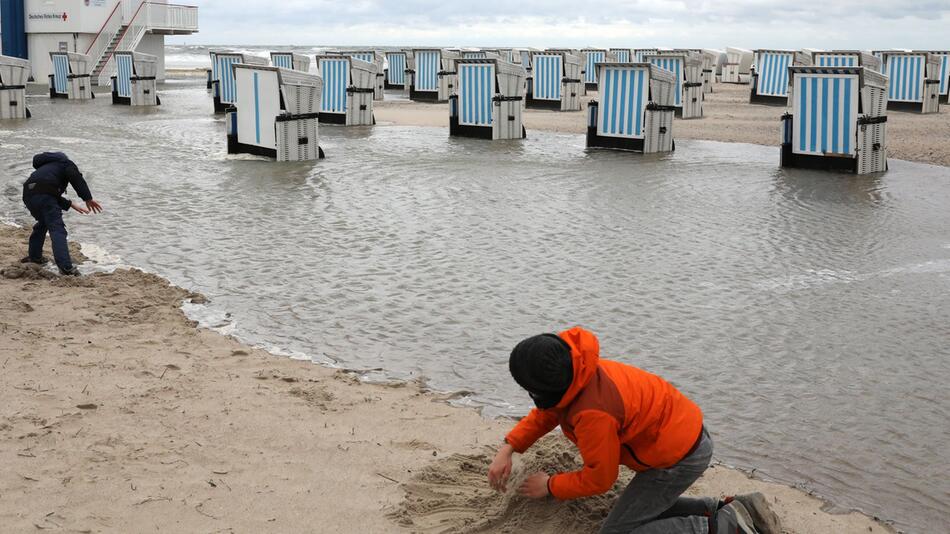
left=504, top=327, right=704, bottom=501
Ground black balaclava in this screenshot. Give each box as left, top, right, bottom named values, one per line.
left=509, top=333, right=574, bottom=409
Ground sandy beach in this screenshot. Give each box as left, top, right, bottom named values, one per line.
left=0, top=220, right=896, bottom=532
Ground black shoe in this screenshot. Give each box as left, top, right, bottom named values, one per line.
left=20, top=256, right=48, bottom=265
left=58, top=266, right=81, bottom=277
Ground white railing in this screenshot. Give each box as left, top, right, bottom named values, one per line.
left=146, top=3, right=199, bottom=32
left=96, top=2, right=198, bottom=85
left=85, top=1, right=124, bottom=66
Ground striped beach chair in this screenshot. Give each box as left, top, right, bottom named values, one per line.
left=582, top=48, right=610, bottom=90
left=449, top=58, right=527, bottom=140
left=48, top=52, right=93, bottom=100
left=438, top=49, right=463, bottom=102
left=111, top=51, right=160, bottom=106
left=610, top=49, right=633, bottom=63
left=916, top=51, right=949, bottom=103
left=226, top=64, right=324, bottom=161
left=586, top=63, right=677, bottom=153
left=526, top=50, right=583, bottom=111
left=0, top=54, right=31, bottom=119
left=385, top=51, right=408, bottom=89
left=812, top=51, right=880, bottom=71
left=210, top=51, right=268, bottom=113
left=405, top=48, right=443, bottom=102
left=722, top=47, right=753, bottom=84
left=751, top=49, right=809, bottom=105
left=317, top=54, right=377, bottom=125
left=270, top=52, right=311, bottom=73
left=343, top=51, right=384, bottom=100
left=881, top=51, right=942, bottom=113
left=634, top=49, right=659, bottom=63
left=646, top=51, right=704, bottom=119
left=781, top=66, right=889, bottom=174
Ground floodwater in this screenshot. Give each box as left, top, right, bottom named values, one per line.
left=2, top=78, right=949, bottom=534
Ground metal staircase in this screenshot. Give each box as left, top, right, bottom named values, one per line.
left=92, top=25, right=127, bottom=86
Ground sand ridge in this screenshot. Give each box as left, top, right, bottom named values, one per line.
left=0, top=221, right=895, bottom=532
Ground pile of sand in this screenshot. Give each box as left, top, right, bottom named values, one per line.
left=390, top=435, right=635, bottom=534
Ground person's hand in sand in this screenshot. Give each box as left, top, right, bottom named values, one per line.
left=517, top=472, right=550, bottom=499
left=488, top=443, right=514, bottom=491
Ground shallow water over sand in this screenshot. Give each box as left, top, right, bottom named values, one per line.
left=2, top=79, right=949, bottom=532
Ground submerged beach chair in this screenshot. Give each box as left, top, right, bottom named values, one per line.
left=270, top=52, right=311, bottom=73
left=781, top=66, right=889, bottom=174
left=404, top=48, right=443, bottom=102
left=385, top=51, right=408, bottom=90
left=449, top=58, right=527, bottom=140
left=582, top=48, right=610, bottom=90
left=210, top=51, right=269, bottom=113
left=646, top=51, right=704, bottom=119
left=881, top=51, right=941, bottom=113
left=526, top=50, right=583, bottom=111
left=750, top=49, right=809, bottom=105
left=586, top=63, right=677, bottom=153
left=316, top=55, right=376, bottom=125
left=111, top=52, right=160, bottom=106
left=49, top=52, right=93, bottom=100
left=342, top=51, right=385, bottom=100
left=438, top=49, right=463, bottom=102
left=226, top=64, right=324, bottom=161
left=812, top=51, right=881, bottom=72
left=722, top=47, right=753, bottom=84
left=0, top=55, right=31, bottom=119
left=610, top=48, right=633, bottom=63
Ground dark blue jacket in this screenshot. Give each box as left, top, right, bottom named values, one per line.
left=23, top=152, right=93, bottom=211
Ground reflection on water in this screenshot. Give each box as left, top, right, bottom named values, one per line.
left=2, top=79, right=949, bottom=533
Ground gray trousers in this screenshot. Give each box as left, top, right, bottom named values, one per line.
left=599, top=428, right=717, bottom=534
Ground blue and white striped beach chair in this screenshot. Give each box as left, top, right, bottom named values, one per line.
left=722, top=47, right=753, bottom=84
left=882, top=51, right=941, bottom=113
left=526, top=51, right=583, bottom=111
left=111, top=51, right=159, bottom=106
left=270, top=52, right=311, bottom=73
left=586, top=62, right=677, bottom=153
left=226, top=64, right=324, bottom=161
left=210, top=51, right=268, bottom=113
left=48, top=52, right=93, bottom=100
left=781, top=66, right=889, bottom=174
left=916, top=51, right=949, bottom=103
left=450, top=58, right=527, bottom=140
left=751, top=49, right=808, bottom=105
left=610, top=49, right=632, bottom=64
left=385, top=51, right=408, bottom=89
left=646, top=51, right=704, bottom=118
left=406, top=49, right=442, bottom=101
left=582, top=49, right=609, bottom=89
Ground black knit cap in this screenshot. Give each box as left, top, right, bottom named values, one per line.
left=509, top=333, right=574, bottom=409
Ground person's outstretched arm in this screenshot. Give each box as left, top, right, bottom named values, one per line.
left=488, top=408, right=560, bottom=492
left=65, top=163, right=102, bottom=213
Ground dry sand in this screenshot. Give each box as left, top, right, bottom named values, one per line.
left=374, top=82, right=950, bottom=168
left=0, top=225, right=895, bottom=533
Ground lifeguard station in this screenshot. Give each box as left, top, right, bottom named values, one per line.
left=781, top=66, right=889, bottom=174
left=270, top=52, right=311, bottom=72
left=49, top=52, right=93, bottom=100
left=449, top=58, right=526, bottom=140
left=526, top=50, right=583, bottom=111
left=881, top=51, right=941, bottom=113
left=586, top=62, right=677, bottom=153
left=210, top=51, right=268, bottom=113
left=111, top=52, right=160, bottom=106
left=316, top=55, right=377, bottom=125
left=722, top=47, right=753, bottom=84
left=646, top=51, right=704, bottom=119
left=750, top=49, right=809, bottom=105
left=0, top=55, right=31, bottom=119
left=385, top=51, right=408, bottom=90
left=225, top=64, right=324, bottom=161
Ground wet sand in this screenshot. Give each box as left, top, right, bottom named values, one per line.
left=0, top=224, right=893, bottom=532
left=374, top=82, right=950, bottom=168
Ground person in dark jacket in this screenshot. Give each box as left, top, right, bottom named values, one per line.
left=21, top=152, right=102, bottom=276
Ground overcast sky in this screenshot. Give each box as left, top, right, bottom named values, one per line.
left=173, top=0, right=950, bottom=50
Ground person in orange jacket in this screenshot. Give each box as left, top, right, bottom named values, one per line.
left=487, top=327, right=782, bottom=534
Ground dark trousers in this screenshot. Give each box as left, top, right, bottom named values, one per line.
left=23, top=194, right=73, bottom=271
left=599, top=428, right=716, bottom=534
